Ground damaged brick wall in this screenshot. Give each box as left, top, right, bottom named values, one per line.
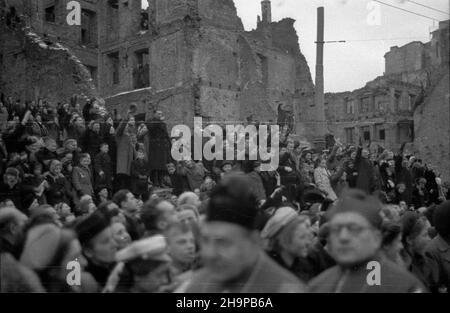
left=102, top=0, right=315, bottom=133
left=384, top=42, right=427, bottom=75
left=414, top=68, right=450, bottom=182
left=0, top=24, right=98, bottom=104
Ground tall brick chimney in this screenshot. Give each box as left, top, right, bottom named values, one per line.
left=313, top=6, right=327, bottom=150
left=261, top=0, right=272, bottom=23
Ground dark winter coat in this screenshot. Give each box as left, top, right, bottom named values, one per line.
left=184, top=252, right=306, bottom=293
left=82, top=129, right=104, bottom=158
left=143, top=118, right=171, bottom=171
left=44, top=173, right=72, bottom=206
left=130, top=158, right=150, bottom=196
left=354, top=148, right=375, bottom=194
left=309, top=256, right=426, bottom=293
left=93, top=151, right=113, bottom=190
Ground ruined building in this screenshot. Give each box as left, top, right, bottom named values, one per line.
left=323, top=20, right=449, bottom=181
left=98, top=0, right=315, bottom=131
left=1, top=0, right=316, bottom=139
left=0, top=0, right=99, bottom=102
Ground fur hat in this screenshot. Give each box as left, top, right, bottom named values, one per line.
left=75, top=210, right=111, bottom=247
left=206, top=174, right=259, bottom=230
left=20, top=224, right=61, bottom=270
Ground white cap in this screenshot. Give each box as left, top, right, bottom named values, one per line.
left=115, top=235, right=171, bottom=263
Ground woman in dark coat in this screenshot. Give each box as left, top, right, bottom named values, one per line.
left=278, top=148, right=302, bottom=203
left=67, top=115, right=86, bottom=143
left=354, top=146, right=375, bottom=194
left=93, top=143, right=113, bottom=193
left=380, top=162, right=397, bottom=203
left=82, top=120, right=104, bottom=159
left=130, top=148, right=151, bottom=199
left=142, top=111, right=170, bottom=186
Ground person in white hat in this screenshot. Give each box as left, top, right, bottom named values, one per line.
left=261, top=206, right=314, bottom=282
left=106, top=235, right=175, bottom=293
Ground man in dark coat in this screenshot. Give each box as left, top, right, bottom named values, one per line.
left=130, top=148, right=151, bottom=199
left=424, top=166, right=439, bottom=205
left=161, top=162, right=189, bottom=196
left=425, top=200, right=450, bottom=293
left=308, top=189, right=426, bottom=293
left=182, top=174, right=305, bottom=293
left=93, top=143, right=113, bottom=193
left=354, top=146, right=376, bottom=194
left=82, top=121, right=104, bottom=159
left=394, top=143, right=413, bottom=205
left=143, top=110, right=171, bottom=187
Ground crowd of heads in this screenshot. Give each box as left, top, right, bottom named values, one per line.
left=1, top=93, right=450, bottom=293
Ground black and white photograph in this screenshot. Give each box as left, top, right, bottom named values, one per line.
left=0, top=0, right=449, bottom=299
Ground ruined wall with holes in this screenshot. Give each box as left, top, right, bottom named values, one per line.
left=101, top=0, right=315, bottom=133
left=0, top=22, right=98, bottom=103
left=414, top=68, right=450, bottom=182
left=0, top=0, right=98, bottom=98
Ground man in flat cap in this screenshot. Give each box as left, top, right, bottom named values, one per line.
left=308, top=189, right=426, bottom=293
left=182, top=173, right=305, bottom=293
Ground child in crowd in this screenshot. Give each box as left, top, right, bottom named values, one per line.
left=130, top=148, right=151, bottom=200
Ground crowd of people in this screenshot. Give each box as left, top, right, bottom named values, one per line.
left=0, top=92, right=449, bottom=293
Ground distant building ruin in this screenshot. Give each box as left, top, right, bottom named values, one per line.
left=322, top=20, right=449, bottom=180
left=97, top=0, right=315, bottom=132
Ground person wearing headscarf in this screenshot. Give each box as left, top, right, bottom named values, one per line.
left=261, top=206, right=314, bottom=282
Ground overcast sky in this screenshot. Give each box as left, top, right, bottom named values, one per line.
left=144, top=0, right=449, bottom=92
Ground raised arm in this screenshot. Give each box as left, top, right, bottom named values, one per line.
left=115, top=118, right=128, bottom=137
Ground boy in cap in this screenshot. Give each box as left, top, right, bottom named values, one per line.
left=161, top=162, right=189, bottom=196
left=130, top=148, right=151, bottom=199
left=308, top=189, right=426, bottom=293
left=183, top=173, right=305, bottom=293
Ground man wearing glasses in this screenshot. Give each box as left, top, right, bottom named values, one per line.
left=308, top=189, right=425, bottom=293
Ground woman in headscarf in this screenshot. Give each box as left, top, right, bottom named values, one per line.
left=313, top=157, right=337, bottom=201
left=261, top=207, right=314, bottom=282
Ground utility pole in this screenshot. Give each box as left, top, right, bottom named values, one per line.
left=313, top=6, right=327, bottom=150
